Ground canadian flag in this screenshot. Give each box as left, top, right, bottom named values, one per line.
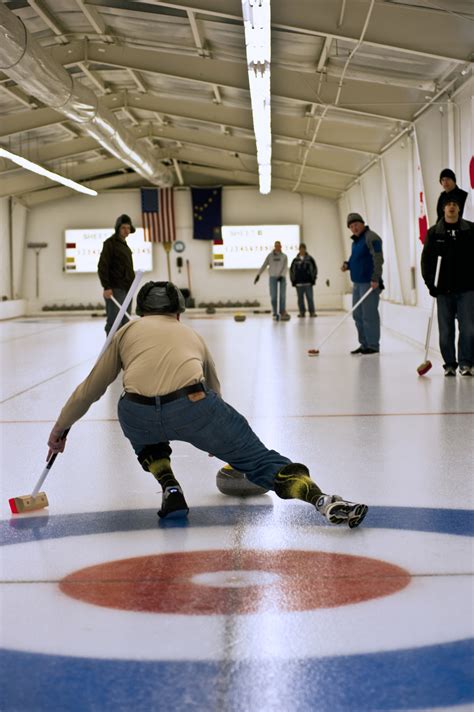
left=418, top=190, right=428, bottom=244
left=415, top=140, right=428, bottom=244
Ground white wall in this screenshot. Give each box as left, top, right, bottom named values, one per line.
left=22, top=187, right=346, bottom=312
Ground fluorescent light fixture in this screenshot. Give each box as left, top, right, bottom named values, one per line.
left=242, top=0, right=272, bottom=194
left=0, top=147, right=98, bottom=196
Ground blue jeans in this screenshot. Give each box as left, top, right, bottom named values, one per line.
left=118, top=388, right=291, bottom=490
left=105, top=288, right=132, bottom=335
left=436, top=291, right=474, bottom=368
left=296, top=285, right=315, bottom=315
left=352, top=282, right=380, bottom=350
left=269, top=276, right=286, bottom=316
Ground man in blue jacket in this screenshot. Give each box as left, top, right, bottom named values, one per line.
left=341, top=213, right=384, bottom=354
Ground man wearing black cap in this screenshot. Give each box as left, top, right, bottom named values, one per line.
left=98, top=214, right=136, bottom=335
left=46, top=281, right=368, bottom=527
left=436, top=169, right=468, bottom=222
left=421, top=198, right=474, bottom=376
left=341, top=213, right=384, bottom=354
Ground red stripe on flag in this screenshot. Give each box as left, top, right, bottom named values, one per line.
left=158, top=188, right=176, bottom=243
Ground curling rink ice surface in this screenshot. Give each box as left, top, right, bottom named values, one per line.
left=1, top=310, right=473, bottom=712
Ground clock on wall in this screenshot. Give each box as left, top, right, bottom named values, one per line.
left=173, top=241, right=186, bottom=253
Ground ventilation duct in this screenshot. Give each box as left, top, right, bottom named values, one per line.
left=0, top=4, right=173, bottom=187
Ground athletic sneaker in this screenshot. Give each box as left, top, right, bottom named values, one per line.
left=157, top=486, right=189, bottom=519
left=272, top=314, right=280, bottom=321
left=459, top=366, right=472, bottom=376
left=350, top=346, right=364, bottom=354
left=316, top=494, right=368, bottom=529
left=280, top=312, right=291, bottom=321
left=444, top=366, right=457, bottom=377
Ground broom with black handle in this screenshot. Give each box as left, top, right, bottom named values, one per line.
left=9, top=272, right=144, bottom=514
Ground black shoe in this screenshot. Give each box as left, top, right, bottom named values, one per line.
left=360, top=348, right=379, bottom=354
left=309, top=312, right=317, bottom=317
left=350, top=347, right=364, bottom=354
left=297, top=313, right=305, bottom=318
left=157, top=486, right=189, bottom=519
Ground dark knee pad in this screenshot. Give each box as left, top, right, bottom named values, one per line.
left=138, top=443, right=172, bottom=471
left=274, top=463, right=311, bottom=500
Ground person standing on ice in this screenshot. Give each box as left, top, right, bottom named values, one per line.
left=341, top=213, right=384, bottom=355
left=254, top=241, right=290, bottom=321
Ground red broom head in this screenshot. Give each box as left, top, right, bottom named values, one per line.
left=417, top=360, right=432, bottom=376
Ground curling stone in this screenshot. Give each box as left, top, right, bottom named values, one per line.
left=234, top=313, right=246, bottom=322
left=216, top=465, right=269, bottom=496
left=206, top=306, right=216, bottom=314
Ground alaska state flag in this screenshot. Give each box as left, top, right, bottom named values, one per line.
left=191, top=187, right=222, bottom=240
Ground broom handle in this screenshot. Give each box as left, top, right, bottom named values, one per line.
left=423, top=255, right=442, bottom=361
left=110, top=295, right=133, bottom=320
left=33, top=272, right=144, bottom=496
left=32, top=428, right=70, bottom=496
left=315, top=286, right=375, bottom=350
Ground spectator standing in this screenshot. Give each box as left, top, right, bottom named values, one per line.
left=421, top=198, right=474, bottom=376
left=98, top=214, right=136, bottom=335
left=290, top=243, right=318, bottom=317
left=254, top=241, right=290, bottom=321
left=436, top=169, right=468, bottom=221
left=341, top=213, right=384, bottom=354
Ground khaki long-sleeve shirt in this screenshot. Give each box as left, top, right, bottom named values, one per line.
left=55, top=315, right=221, bottom=430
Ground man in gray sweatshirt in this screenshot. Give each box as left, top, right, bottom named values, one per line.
left=254, top=241, right=290, bottom=321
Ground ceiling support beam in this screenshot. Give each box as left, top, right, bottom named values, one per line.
left=27, top=0, right=68, bottom=43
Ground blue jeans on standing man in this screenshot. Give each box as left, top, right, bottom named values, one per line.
left=269, top=276, right=286, bottom=316
left=296, top=285, right=315, bottom=315
left=104, top=288, right=132, bottom=335
left=436, top=290, right=474, bottom=369
left=352, top=282, right=380, bottom=351
left=118, top=387, right=291, bottom=490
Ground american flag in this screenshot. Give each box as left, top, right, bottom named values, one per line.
left=141, top=187, right=176, bottom=243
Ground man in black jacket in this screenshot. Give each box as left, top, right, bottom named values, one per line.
left=98, top=214, right=136, bottom=334
left=421, top=198, right=474, bottom=376
left=436, top=168, right=468, bottom=222
left=290, top=243, right=318, bottom=317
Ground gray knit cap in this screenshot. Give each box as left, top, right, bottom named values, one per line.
left=347, top=212, right=365, bottom=227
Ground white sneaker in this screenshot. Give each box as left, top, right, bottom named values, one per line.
left=444, top=366, right=457, bottom=377
left=316, top=494, right=368, bottom=529
left=459, top=366, right=472, bottom=376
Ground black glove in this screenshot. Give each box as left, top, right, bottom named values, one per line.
left=254, top=275, right=260, bottom=285
left=378, top=278, right=385, bottom=292
left=429, top=286, right=438, bottom=297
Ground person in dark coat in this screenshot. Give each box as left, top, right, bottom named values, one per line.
left=342, top=213, right=384, bottom=354
left=422, top=197, right=474, bottom=376
left=98, top=214, right=136, bottom=335
left=436, top=168, right=468, bottom=221
left=290, top=244, right=318, bottom=317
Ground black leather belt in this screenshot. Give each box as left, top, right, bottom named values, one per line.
left=123, top=383, right=206, bottom=406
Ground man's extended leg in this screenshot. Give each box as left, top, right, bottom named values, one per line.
left=274, top=463, right=368, bottom=528
left=165, top=391, right=368, bottom=528
left=138, top=443, right=189, bottom=518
